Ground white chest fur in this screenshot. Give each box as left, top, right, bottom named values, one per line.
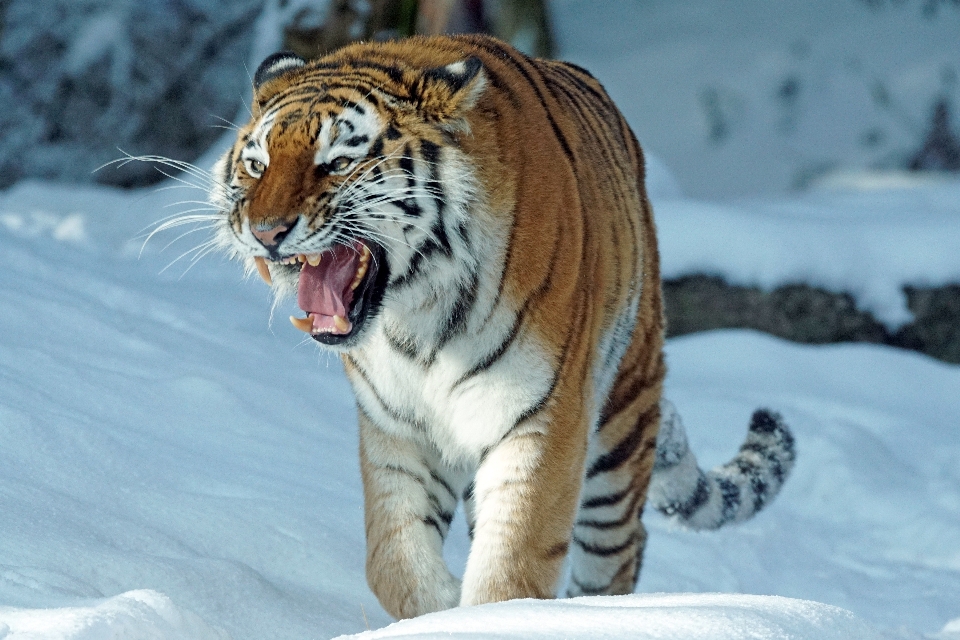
left=346, top=302, right=554, bottom=466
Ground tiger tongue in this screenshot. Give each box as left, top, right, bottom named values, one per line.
left=297, top=244, right=358, bottom=327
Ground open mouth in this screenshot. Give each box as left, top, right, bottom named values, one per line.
left=254, top=240, right=387, bottom=345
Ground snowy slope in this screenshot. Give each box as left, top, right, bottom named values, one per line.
left=1, top=176, right=959, bottom=638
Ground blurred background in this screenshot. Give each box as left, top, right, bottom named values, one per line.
left=1, top=0, right=958, bottom=358
left=2, top=0, right=958, bottom=194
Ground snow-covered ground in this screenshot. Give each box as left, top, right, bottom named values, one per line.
left=1, top=165, right=959, bottom=638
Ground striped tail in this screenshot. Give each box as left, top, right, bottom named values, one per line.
left=647, top=400, right=796, bottom=531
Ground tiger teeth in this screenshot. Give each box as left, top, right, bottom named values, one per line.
left=254, top=256, right=272, bottom=285
left=306, top=254, right=321, bottom=267
left=290, top=315, right=313, bottom=333
left=350, top=261, right=368, bottom=290
left=333, top=315, right=351, bottom=333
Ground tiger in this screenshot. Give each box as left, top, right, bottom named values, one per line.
left=207, top=34, right=796, bottom=620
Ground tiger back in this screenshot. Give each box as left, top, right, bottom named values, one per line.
left=210, top=34, right=794, bottom=621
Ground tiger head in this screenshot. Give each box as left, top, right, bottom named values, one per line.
left=211, top=44, right=487, bottom=349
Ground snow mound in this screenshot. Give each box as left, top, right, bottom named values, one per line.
left=336, top=593, right=914, bottom=640
left=0, top=590, right=226, bottom=640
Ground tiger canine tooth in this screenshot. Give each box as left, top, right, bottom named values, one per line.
left=350, top=262, right=369, bottom=290
left=333, top=315, right=351, bottom=333
left=254, top=256, right=272, bottom=285
left=306, top=254, right=322, bottom=267
left=290, top=315, right=313, bottom=333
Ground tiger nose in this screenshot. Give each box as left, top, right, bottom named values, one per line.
left=251, top=222, right=291, bottom=248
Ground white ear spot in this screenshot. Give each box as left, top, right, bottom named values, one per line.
left=445, top=61, right=467, bottom=75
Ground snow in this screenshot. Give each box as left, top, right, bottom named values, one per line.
left=334, top=593, right=916, bottom=640
left=552, top=0, right=960, bottom=199
left=0, top=590, right=227, bottom=640
left=1, top=169, right=959, bottom=638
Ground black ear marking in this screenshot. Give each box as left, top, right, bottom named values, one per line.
left=422, top=57, right=483, bottom=94
left=254, top=51, right=306, bottom=90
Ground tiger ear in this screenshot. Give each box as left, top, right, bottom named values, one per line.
left=413, top=57, right=486, bottom=121
left=253, top=51, right=306, bottom=105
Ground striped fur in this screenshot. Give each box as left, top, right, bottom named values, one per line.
left=209, top=34, right=795, bottom=619
left=648, top=400, right=796, bottom=531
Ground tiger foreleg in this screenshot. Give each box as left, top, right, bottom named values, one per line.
left=359, top=411, right=464, bottom=619
left=459, top=414, right=587, bottom=606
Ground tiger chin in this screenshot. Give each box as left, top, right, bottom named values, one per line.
left=208, top=34, right=796, bottom=620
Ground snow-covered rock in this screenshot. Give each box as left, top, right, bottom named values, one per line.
left=0, top=0, right=262, bottom=189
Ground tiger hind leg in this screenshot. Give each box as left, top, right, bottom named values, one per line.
left=567, top=397, right=661, bottom=597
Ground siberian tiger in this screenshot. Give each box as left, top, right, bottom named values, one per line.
left=208, top=34, right=795, bottom=619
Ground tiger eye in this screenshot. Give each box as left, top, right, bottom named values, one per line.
left=244, top=158, right=265, bottom=178
left=329, top=156, right=352, bottom=173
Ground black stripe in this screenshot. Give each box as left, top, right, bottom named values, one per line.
left=452, top=313, right=522, bottom=388
left=585, top=409, right=655, bottom=479
left=423, top=516, right=443, bottom=536
left=394, top=198, right=423, bottom=218
left=340, top=99, right=367, bottom=115
left=344, top=135, right=369, bottom=147
left=460, top=36, right=576, bottom=162
left=429, top=470, right=457, bottom=501
left=419, top=138, right=445, bottom=219
left=435, top=271, right=480, bottom=350
left=581, top=486, right=631, bottom=509
left=383, top=325, right=420, bottom=360
left=570, top=555, right=635, bottom=596
left=666, top=473, right=710, bottom=519
left=576, top=490, right=643, bottom=531
left=381, top=464, right=426, bottom=486
left=717, top=476, right=741, bottom=524
left=345, top=356, right=426, bottom=431
left=391, top=246, right=427, bottom=288
left=572, top=531, right=638, bottom=557
left=369, top=135, right=385, bottom=158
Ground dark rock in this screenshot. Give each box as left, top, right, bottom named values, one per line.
left=664, top=274, right=960, bottom=364
left=893, top=284, right=960, bottom=363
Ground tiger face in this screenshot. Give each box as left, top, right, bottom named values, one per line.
left=211, top=50, right=486, bottom=348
